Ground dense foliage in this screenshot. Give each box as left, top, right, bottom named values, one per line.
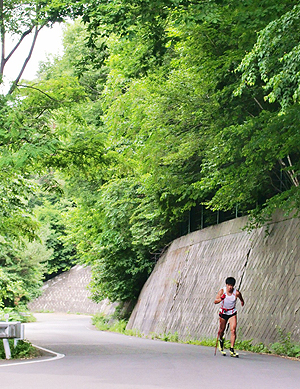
left=0, top=1, right=299, bottom=305
left=0, top=1, right=78, bottom=307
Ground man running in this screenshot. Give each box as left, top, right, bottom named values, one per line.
left=214, top=277, right=244, bottom=357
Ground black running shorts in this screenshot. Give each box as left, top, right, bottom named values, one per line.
left=219, top=312, right=237, bottom=321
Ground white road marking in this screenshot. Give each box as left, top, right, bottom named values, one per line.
left=0, top=344, right=65, bottom=367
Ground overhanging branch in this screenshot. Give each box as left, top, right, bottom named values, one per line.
left=5, top=27, right=35, bottom=64
left=8, top=25, right=42, bottom=95
left=279, top=156, right=299, bottom=187
left=17, top=84, right=60, bottom=102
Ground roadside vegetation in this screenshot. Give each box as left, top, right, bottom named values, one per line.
left=0, top=340, right=40, bottom=360
left=92, top=314, right=300, bottom=359
left=0, top=308, right=36, bottom=324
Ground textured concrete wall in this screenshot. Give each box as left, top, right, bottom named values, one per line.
left=127, top=213, right=300, bottom=345
left=28, top=265, right=117, bottom=315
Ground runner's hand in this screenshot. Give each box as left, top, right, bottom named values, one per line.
left=221, top=294, right=226, bottom=300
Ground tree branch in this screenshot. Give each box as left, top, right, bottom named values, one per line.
left=79, top=81, right=102, bottom=95
left=0, top=0, right=5, bottom=78
left=8, top=24, right=43, bottom=95
left=287, top=154, right=299, bottom=187
left=17, top=84, right=60, bottom=102
left=5, top=27, right=35, bottom=64
left=253, top=96, right=264, bottom=111
left=279, top=157, right=299, bottom=187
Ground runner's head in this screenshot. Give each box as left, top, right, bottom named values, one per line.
left=225, top=277, right=236, bottom=286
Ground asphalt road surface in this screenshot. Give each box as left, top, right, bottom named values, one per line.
left=0, top=313, right=299, bottom=389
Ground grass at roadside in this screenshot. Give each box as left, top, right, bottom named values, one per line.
left=0, top=339, right=41, bottom=360
left=92, top=313, right=300, bottom=359
left=0, top=307, right=36, bottom=323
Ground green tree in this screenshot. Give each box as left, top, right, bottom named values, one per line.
left=34, top=195, right=77, bottom=280
left=202, top=4, right=300, bottom=225
left=0, top=0, right=74, bottom=94
left=0, top=236, right=46, bottom=307
left=55, top=1, right=300, bottom=302
left=2, top=0, right=297, bottom=306
left=0, top=8, right=88, bottom=307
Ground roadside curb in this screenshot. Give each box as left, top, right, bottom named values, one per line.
left=0, top=345, right=65, bottom=367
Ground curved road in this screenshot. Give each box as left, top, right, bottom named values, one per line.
left=0, top=313, right=299, bottom=388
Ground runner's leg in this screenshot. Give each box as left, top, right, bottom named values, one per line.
left=218, top=316, right=227, bottom=354
left=228, top=314, right=237, bottom=348
left=219, top=317, right=227, bottom=340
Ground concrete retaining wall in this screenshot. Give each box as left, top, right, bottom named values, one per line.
left=127, top=213, right=300, bottom=345
left=28, top=265, right=117, bottom=316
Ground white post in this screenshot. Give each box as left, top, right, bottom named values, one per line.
left=3, top=339, right=11, bottom=359
left=3, top=313, right=11, bottom=358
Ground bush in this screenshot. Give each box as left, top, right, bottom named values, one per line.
left=92, top=313, right=111, bottom=331
left=269, top=328, right=300, bottom=358
left=0, top=340, right=39, bottom=360
left=0, top=307, right=36, bottom=323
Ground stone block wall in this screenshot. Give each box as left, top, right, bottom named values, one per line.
left=28, top=265, right=117, bottom=316
left=127, top=213, right=300, bottom=345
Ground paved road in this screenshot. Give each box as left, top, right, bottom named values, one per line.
left=0, top=313, right=299, bottom=388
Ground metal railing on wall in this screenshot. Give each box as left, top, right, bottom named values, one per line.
left=179, top=204, right=243, bottom=237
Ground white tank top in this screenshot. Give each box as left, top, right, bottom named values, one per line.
left=220, top=286, right=237, bottom=315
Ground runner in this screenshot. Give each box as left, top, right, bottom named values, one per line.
left=214, top=277, right=244, bottom=357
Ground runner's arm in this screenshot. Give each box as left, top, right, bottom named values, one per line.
left=236, top=290, right=245, bottom=306
left=214, top=289, right=224, bottom=304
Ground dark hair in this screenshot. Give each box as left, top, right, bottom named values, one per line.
left=226, top=277, right=236, bottom=286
